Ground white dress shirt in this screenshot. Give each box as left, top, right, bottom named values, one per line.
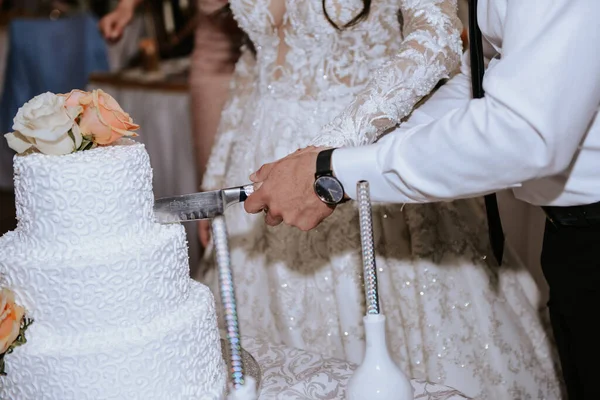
left=333, top=0, right=600, bottom=207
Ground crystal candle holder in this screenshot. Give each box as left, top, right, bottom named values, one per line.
left=211, top=216, right=245, bottom=390
left=346, top=181, right=413, bottom=400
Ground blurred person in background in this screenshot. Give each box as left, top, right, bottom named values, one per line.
left=99, top=0, right=243, bottom=193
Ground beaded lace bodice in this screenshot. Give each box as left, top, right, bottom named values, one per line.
left=202, top=0, right=462, bottom=191
left=229, top=0, right=462, bottom=145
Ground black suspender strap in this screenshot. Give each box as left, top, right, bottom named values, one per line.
left=468, top=0, right=505, bottom=265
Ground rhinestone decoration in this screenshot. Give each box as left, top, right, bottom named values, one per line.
left=357, top=181, right=379, bottom=315
left=212, top=216, right=245, bottom=390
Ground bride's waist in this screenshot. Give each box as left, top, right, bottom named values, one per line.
left=247, top=91, right=347, bottom=122
left=254, top=71, right=368, bottom=101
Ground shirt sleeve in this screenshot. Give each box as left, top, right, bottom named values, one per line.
left=333, top=0, right=600, bottom=202
left=310, top=0, right=463, bottom=148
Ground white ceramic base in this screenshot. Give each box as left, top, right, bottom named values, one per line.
left=346, top=314, right=413, bottom=400
left=227, top=376, right=257, bottom=400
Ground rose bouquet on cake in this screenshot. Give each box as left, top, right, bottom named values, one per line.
left=0, top=288, right=32, bottom=376
left=4, top=89, right=139, bottom=155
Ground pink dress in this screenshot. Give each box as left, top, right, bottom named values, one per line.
left=189, top=6, right=242, bottom=185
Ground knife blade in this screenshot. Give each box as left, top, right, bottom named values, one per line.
left=153, top=184, right=255, bottom=224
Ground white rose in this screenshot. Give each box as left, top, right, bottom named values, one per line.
left=4, top=92, right=83, bottom=156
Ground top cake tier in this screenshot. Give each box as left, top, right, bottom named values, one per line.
left=13, top=140, right=155, bottom=246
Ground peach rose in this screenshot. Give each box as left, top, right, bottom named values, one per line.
left=0, top=289, right=25, bottom=355
left=60, top=89, right=90, bottom=109
left=78, top=89, right=139, bottom=145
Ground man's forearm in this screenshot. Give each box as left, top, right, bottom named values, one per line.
left=333, top=0, right=600, bottom=204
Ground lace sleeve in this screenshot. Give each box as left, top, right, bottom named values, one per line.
left=201, top=48, right=257, bottom=191
left=311, top=0, right=462, bottom=148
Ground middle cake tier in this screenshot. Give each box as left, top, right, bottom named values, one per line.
left=0, top=224, right=192, bottom=336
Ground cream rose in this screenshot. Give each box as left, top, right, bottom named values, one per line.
left=0, top=289, right=25, bottom=355
left=4, top=92, right=83, bottom=156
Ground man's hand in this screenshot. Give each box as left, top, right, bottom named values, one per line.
left=244, top=147, right=335, bottom=231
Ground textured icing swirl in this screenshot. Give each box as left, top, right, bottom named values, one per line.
left=0, top=224, right=191, bottom=336
left=0, top=140, right=225, bottom=399
left=12, top=140, right=154, bottom=248
left=0, top=282, right=227, bottom=400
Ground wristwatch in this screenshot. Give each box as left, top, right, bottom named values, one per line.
left=314, top=148, right=346, bottom=206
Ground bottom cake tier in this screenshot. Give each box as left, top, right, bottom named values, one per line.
left=0, top=281, right=227, bottom=400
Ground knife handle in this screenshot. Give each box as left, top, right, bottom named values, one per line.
left=223, top=184, right=255, bottom=210
left=240, top=184, right=255, bottom=202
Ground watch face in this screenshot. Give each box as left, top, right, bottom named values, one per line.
left=314, top=176, right=345, bottom=205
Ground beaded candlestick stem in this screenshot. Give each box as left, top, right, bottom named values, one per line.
left=345, top=181, right=413, bottom=400
left=358, top=181, right=380, bottom=316
left=212, top=216, right=256, bottom=399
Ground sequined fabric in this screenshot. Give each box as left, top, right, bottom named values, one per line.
left=201, top=1, right=563, bottom=398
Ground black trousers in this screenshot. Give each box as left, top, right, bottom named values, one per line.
left=541, top=220, right=600, bottom=399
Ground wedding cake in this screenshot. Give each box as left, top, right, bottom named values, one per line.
left=0, top=91, right=227, bottom=399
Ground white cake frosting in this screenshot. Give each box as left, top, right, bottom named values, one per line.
left=10, top=139, right=155, bottom=249
left=0, top=140, right=227, bottom=399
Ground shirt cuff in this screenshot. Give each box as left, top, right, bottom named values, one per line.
left=332, top=143, right=391, bottom=201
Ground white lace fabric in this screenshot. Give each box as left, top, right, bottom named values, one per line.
left=312, top=0, right=462, bottom=147
left=202, top=0, right=461, bottom=190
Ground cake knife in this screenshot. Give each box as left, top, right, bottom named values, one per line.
left=153, top=184, right=255, bottom=223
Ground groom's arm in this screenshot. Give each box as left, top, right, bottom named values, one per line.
left=333, top=0, right=600, bottom=203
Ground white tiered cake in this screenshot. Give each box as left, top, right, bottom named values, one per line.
left=0, top=140, right=227, bottom=399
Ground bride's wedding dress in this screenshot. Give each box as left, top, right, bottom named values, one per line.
left=202, top=0, right=563, bottom=398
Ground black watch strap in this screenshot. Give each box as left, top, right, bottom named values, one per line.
left=315, top=148, right=335, bottom=178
